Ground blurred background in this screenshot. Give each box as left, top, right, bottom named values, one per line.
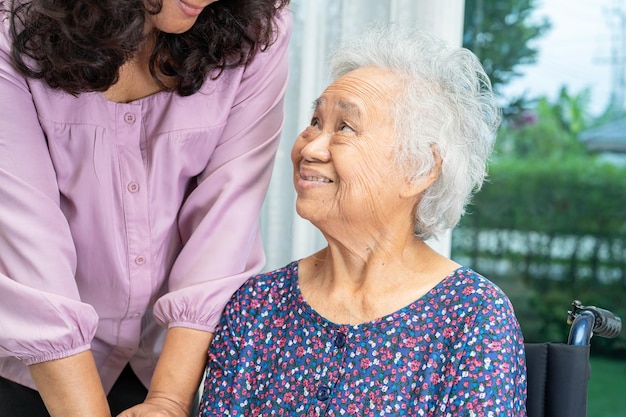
left=455, top=1, right=626, bottom=415
left=260, top=1, right=626, bottom=415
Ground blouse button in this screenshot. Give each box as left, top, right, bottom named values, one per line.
left=124, top=112, right=136, bottom=124
left=334, top=332, right=346, bottom=348
left=127, top=182, right=140, bottom=193
left=134, top=255, right=146, bottom=265
left=316, top=386, right=331, bottom=401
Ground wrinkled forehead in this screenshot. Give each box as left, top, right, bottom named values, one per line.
left=317, top=66, right=402, bottom=113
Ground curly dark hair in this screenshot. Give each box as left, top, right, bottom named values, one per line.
left=6, top=0, right=290, bottom=96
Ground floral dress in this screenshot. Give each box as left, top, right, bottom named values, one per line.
left=197, top=261, right=527, bottom=416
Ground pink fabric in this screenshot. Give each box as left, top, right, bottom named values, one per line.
left=0, top=9, right=291, bottom=391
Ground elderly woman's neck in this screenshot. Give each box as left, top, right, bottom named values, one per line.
left=298, top=241, right=459, bottom=325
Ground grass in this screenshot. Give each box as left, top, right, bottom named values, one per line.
left=587, top=356, right=626, bottom=417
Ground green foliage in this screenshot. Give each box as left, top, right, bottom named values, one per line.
left=458, top=0, right=625, bottom=355
left=454, top=152, right=626, bottom=351
left=453, top=88, right=626, bottom=357
left=463, top=0, right=551, bottom=90
left=470, top=158, right=626, bottom=236
left=496, top=86, right=594, bottom=158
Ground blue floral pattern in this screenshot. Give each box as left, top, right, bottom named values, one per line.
left=198, top=261, right=527, bottom=416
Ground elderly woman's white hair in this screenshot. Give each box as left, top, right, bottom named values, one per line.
left=329, top=24, right=500, bottom=240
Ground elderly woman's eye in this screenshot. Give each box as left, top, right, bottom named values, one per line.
left=339, top=123, right=354, bottom=132
left=310, top=117, right=320, bottom=127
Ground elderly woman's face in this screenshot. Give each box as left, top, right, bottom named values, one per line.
left=291, top=67, right=417, bottom=231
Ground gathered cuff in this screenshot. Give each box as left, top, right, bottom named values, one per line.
left=21, top=344, right=91, bottom=366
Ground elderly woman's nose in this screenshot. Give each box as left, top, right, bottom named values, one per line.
left=301, top=132, right=331, bottom=161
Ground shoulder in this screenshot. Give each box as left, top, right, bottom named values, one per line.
left=440, top=269, right=527, bottom=413
left=442, top=267, right=514, bottom=311
left=197, top=7, right=291, bottom=98
left=441, top=268, right=523, bottom=343
left=244, top=6, right=292, bottom=71
left=273, top=6, right=293, bottom=45
left=424, top=267, right=521, bottom=335
left=225, top=261, right=299, bottom=318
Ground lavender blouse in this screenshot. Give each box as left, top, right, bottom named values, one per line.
left=0, top=9, right=291, bottom=391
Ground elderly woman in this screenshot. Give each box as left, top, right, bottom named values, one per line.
left=197, top=25, right=527, bottom=416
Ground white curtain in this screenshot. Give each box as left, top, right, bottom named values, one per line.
left=260, top=0, right=465, bottom=271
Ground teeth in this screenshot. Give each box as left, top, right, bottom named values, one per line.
left=303, top=176, right=331, bottom=183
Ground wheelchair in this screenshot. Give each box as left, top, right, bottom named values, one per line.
left=525, top=300, right=622, bottom=417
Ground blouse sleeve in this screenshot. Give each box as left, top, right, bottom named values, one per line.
left=0, top=18, right=98, bottom=365
left=444, top=290, right=528, bottom=415
left=152, top=9, right=292, bottom=332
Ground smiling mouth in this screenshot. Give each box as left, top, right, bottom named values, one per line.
left=302, top=176, right=332, bottom=183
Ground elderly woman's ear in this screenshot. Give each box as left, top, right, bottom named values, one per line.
left=400, top=150, right=442, bottom=199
